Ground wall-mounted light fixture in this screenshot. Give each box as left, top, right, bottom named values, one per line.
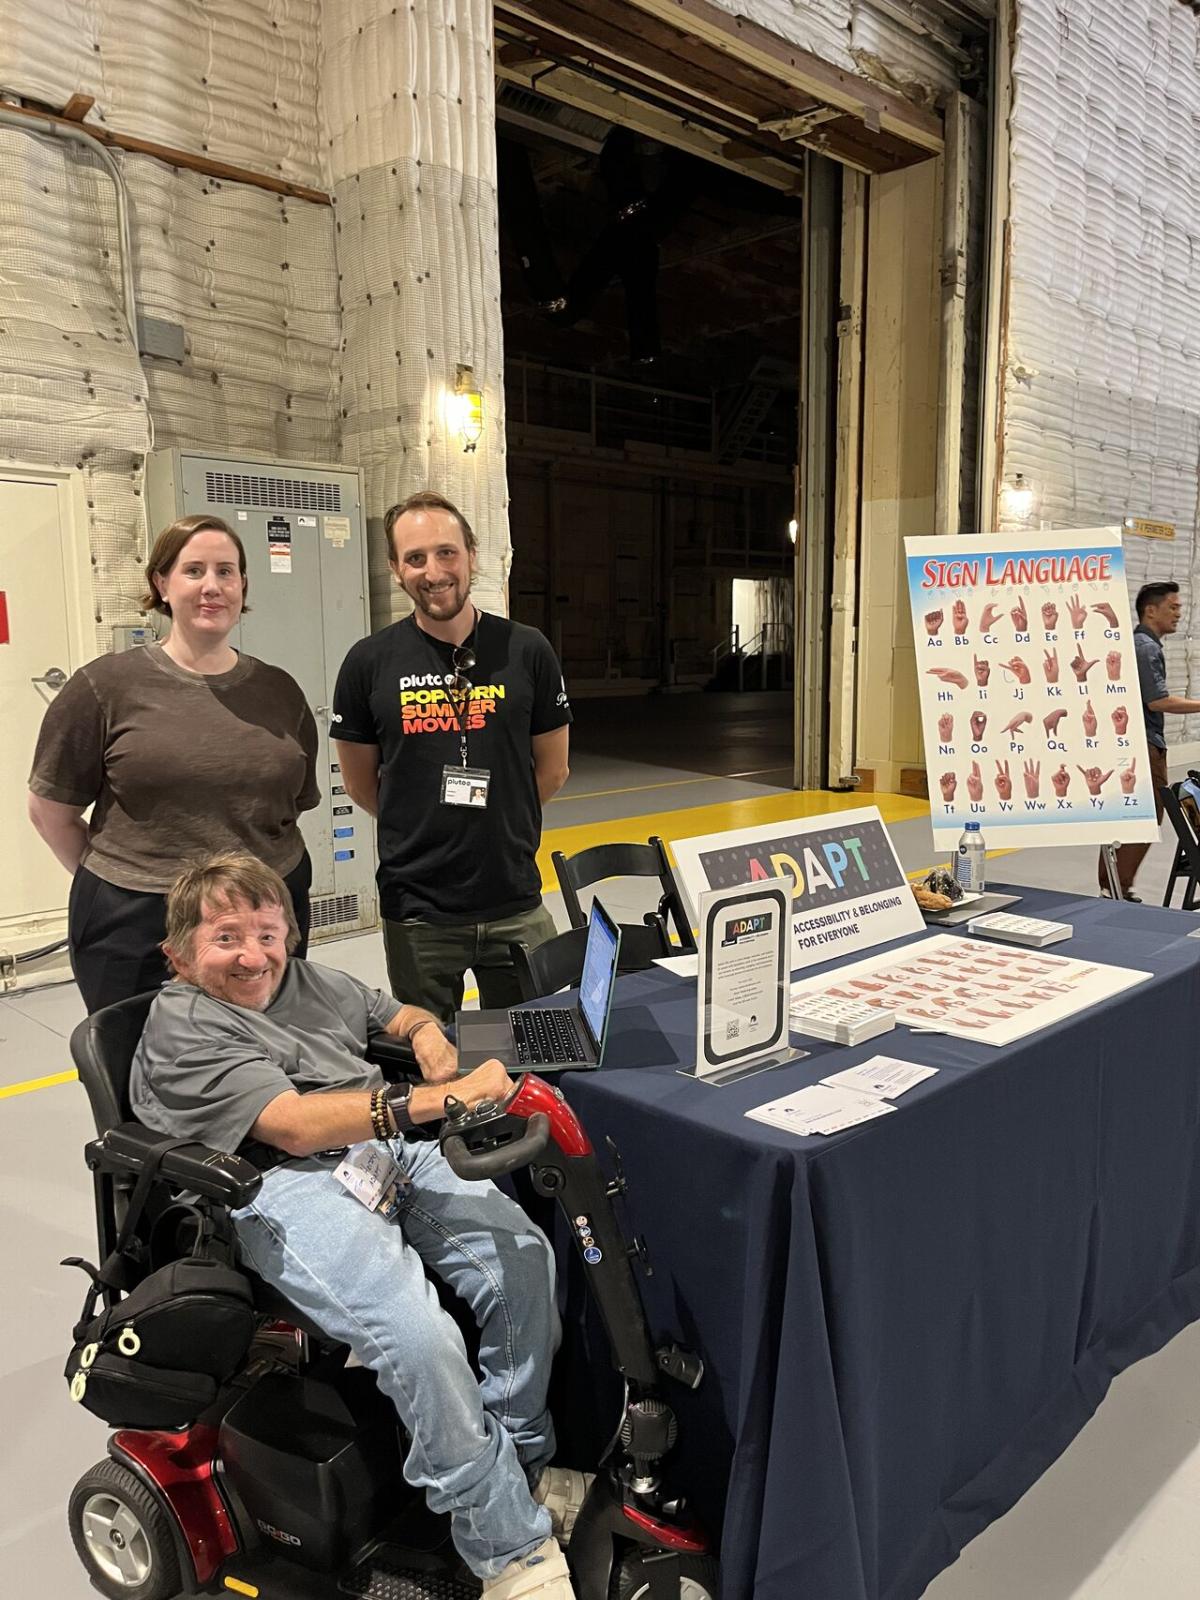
left=999, top=472, right=1039, bottom=525
left=449, top=364, right=484, bottom=452
left=787, top=518, right=798, bottom=544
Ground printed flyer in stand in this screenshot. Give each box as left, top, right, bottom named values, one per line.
left=904, top=528, right=1159, bottom=848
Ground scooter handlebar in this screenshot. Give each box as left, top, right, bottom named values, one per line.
left=441, top=1111, right=552, bottom=1180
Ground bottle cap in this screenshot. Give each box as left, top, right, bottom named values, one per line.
left=965, top=822, right=981, bottom=832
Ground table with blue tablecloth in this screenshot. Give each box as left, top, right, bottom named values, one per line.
left=554, top=887, right=1200, bottom=1600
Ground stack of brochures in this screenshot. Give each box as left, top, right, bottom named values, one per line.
left=966, top=911, right=1072, bottom=948
left=789, top=994, right=896, bottom=1046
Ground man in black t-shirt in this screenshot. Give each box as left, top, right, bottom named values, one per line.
left=333, top=490, right=571, bottom=1021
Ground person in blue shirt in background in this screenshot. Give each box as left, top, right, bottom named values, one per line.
left=1102, top=580, right=1200, bottom=899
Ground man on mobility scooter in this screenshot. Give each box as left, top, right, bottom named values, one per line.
left=128, top=851, right=584, bottom=1600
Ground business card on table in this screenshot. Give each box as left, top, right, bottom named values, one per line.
left=820, top=1056, right=938, bottom=1100
left=745, top=1083, right=897, bottom=1137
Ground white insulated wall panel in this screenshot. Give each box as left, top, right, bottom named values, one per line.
left=851, top=4, right=964, bottom=102
left=322, top=0, right=509, bottom=625
left=0, top=127, right=151, bottom=653
left=706, top=0, right=857, bottom=70
left=129, top=156, right=340, bottom=462
left=0, top=5, right=341, bottom=654
left=0, top=0, right=326, bottom=187
left=1005, top=0, right=1200, bottom=740
left=0, top=132, right=148, bottom=459
left=705, top=1, right=968, bottom=99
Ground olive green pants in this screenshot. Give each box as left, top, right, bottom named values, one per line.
left=383, top=903, right=558, bottom=1025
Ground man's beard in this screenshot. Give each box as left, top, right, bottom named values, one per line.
left=405, top=575, right=471, bottom=621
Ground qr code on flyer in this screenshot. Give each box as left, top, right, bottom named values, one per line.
left=724, top=1018, right=740, bottom=1041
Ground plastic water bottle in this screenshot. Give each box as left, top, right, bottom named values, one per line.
left=952, top=822, right=986, bottom=894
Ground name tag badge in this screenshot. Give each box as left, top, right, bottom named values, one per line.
left=334, top=1143, right=408, bottom=1217
left=441, top=765, right=491, bottom=808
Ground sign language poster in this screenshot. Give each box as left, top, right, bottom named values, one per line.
left=905, top=528, right=1158, bottom=848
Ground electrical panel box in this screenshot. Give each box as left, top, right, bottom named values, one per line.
left=146, top=449, right=377, bottom=942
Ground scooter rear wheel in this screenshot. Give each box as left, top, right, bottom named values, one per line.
left=68, top=1458, right=183, bottom=1600
left=611, top=1551, right=719, bottom=1600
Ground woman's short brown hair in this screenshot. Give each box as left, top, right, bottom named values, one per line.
left=164, top=851, right=300, bottom=969
left=142, top=514, right=250, bottom=615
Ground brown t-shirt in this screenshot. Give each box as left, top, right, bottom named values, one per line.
left=28, top=644, right=320, bottom=893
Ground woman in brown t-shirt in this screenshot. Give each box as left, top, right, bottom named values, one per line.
left=27, top=514, right=319, bottom=1013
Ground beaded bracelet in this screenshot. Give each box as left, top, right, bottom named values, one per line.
left=369, top=1086, right=393, bottom=1141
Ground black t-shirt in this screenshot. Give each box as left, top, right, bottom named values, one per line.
left=332, top=612, right=571, bottom=922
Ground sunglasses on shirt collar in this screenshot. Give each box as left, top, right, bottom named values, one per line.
left=449, top=643, right=476, bottom=697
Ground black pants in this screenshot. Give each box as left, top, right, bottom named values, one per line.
left=69, top=851, right=313, bottom=1015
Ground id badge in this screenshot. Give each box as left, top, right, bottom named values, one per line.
left=334, top=1143, right=409, bottom=1217
left=441, top=765, right=491, bottom=808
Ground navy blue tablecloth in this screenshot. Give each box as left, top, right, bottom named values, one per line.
left=556, top=888, right=1200, bottom=1600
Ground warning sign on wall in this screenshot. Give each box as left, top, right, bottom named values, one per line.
left=267, top=517, right=292, bottom=574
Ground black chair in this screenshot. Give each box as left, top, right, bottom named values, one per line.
left=1160, top=783, right=1200, bottom=910
left=509, top=914, right=672, bottom=1002
left=551, top=836, right=697, bottom=953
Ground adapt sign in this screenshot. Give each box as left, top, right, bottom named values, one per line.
left=672, top=807, right=923, bottom=973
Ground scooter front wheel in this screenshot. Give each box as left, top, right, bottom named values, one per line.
left=68, top=1458, right=183, bottom=1600
left=611, top=1551, right=719, bottom=1600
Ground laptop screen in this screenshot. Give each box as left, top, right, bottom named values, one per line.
left=578, top=899, right=621, bottom=1054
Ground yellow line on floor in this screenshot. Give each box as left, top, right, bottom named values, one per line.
left=538, top=788, right=931, bottom=891
left=549, top=773, right=737, bottom=804
left=0, top=1067, right=77, bottom=1100
left=549, top=766, right=791, bottom=805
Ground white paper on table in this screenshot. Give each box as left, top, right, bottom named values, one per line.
left=654, top=953, right=699, bottom=977
left=820, top=1056, right=938, bottom=1099
left=790, top=932, right=1152, bottom=1047
left=745, top=1083, right=897, bottom=1137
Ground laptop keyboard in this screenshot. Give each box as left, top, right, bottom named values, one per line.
left=509, top=1007, right=587, bottom=1064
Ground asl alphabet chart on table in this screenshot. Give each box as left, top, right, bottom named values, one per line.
left=904, top=529, right=1158, bottom=848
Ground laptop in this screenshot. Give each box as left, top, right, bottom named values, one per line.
left=455, top=899, right=623, bottom=1073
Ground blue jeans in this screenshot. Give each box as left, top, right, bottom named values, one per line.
left=232, top=1137, right=558, bottom=1578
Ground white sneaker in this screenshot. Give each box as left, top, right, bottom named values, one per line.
left=532, top=1465, right=595, bottom=1544
left=482, top=1537, right=576, bottom=1600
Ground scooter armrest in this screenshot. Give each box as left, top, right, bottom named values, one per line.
left=87, top=1122, right=262, bottom=1208
left=365, top=1034, right=421, bottom=1082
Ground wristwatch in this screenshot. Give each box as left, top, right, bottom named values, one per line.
left=383, top=1082, right=417, bottom=1136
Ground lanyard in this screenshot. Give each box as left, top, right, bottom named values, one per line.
left=419, top=612, right=477, bottom=769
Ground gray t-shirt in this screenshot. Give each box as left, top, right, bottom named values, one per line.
left=1133, top=623, right=1169, bottom=751
left=131, top=961, right=401, bottom=1154
left=29, top=643, right=319, bottom=892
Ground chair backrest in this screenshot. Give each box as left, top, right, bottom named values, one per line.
left=551, top=835, right=696, bottom=951
left=511, top=927, right=589, bottom=1001
left=69, top=990, right=160, bottom=1137
left=510, top=916, right=672, bottom=1001
left=1161, top=783, right=1200, bottom=872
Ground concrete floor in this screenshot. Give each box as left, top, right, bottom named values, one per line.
left=3, top=691, right=1198, bottom=1599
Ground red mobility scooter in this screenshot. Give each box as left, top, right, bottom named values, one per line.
left=65, top=996, right=718, bottom=1600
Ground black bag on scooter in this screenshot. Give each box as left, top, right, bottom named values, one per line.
left=63, top=1136, right=256, bottom=1427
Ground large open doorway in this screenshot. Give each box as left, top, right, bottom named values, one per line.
left=497, top=96, right=803, bottom=789
left=491, top=0, right=986, bottom=803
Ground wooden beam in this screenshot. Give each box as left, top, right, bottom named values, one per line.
left=498, top=0, right=786, bottom=121
left=498, top=18, right=804, bottom=160
left=760, top=108, right=841, bottom=141
left=498, top=40, right=553, bottom=66
left=626, top=0, right=943, bottom=157
left=0, top=100, right=331, bottom=204
left=60, top=94, right=95, bottom=123
left=498, top=59, right=803, bottom=191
